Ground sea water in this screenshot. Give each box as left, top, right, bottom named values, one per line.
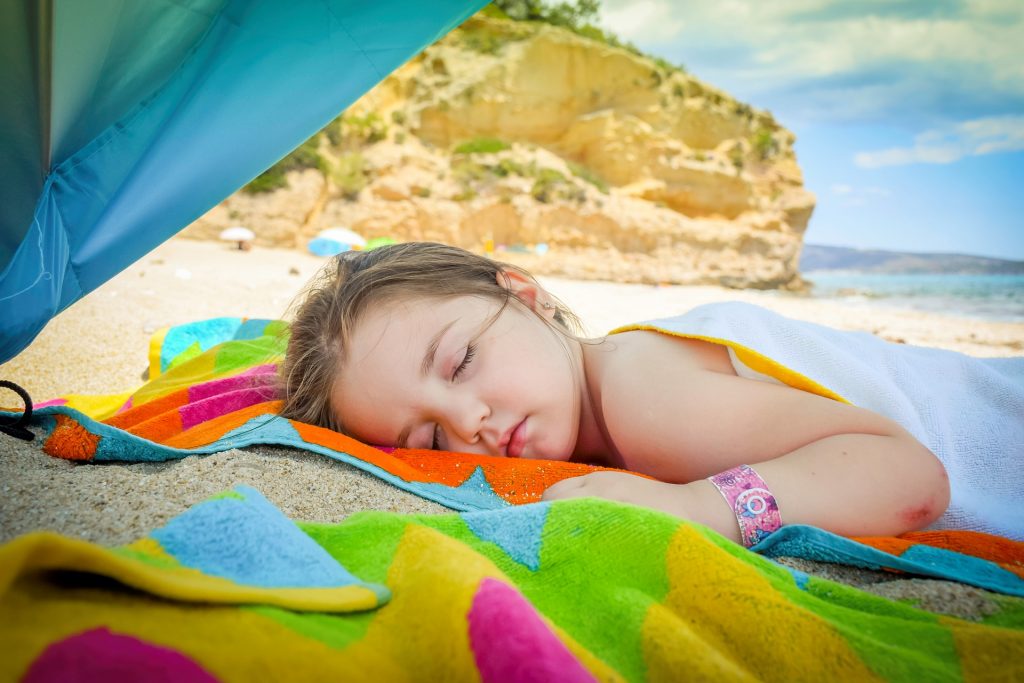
left=801, top=272, right=1024, bottom=323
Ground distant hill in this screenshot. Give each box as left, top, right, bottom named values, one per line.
left=800, top=244, right=1024, bottom=275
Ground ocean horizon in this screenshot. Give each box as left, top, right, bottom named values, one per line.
left=798, top=272, right=1024, bottom=323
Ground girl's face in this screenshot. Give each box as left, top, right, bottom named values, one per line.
left=331, top=287, right=584, bottom=461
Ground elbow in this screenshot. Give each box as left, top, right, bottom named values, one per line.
left=898, top=442, right=950, bottom=531
left=932, top=453, right=951, bottom=522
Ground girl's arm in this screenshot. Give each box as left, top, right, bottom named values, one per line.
left=547, top=338, right=950, bottom=542
left=681, top=431, right=949, bottom=541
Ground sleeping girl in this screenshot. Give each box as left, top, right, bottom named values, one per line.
left=280, top=242, right=1024, bottom=546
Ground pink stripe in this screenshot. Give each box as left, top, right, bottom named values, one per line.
left=187, top=371, right=277, bottom=403
left=178, top=388, right=274, bottom=430
left=33, top=398, right=68, bottom=409
left=22, top=627, right=218, bottom=682
left=240, top=363, right=277, bottom=377
left=468, top=577, right=595, bottom=683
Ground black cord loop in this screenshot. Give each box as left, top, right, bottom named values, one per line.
left=0, top=380, right=35, bottom=441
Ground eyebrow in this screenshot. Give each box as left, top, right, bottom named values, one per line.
left=395, top=319, right=458, bottom=449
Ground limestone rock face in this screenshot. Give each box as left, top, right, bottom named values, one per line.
left=183, top=15, right=815, bottom=289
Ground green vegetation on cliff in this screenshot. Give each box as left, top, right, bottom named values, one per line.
left=243, top=137, right=325, bottom=194
left=482, top=0, right=686, bottom=72
left=245, top=0, right=700, bottom=195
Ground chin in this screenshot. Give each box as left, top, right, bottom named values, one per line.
left=538, top=439, right=576, bottom=463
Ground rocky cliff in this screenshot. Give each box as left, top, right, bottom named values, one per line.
left=183, top=14, right=816, bottom=288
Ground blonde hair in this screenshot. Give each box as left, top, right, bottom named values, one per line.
left=278, top=242, right=581, bottom=432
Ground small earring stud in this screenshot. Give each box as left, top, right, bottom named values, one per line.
left=541, top=301, right=554, bottom=310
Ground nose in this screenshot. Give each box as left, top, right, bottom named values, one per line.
left=440, top=391, right=492, bottom=453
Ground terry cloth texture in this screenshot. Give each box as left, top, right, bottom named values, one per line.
left=4, top=317, right=1024, bottom=596
left=2, top=486, right=1023, bottom=682
left=614, top=302, right=1024, bottom=541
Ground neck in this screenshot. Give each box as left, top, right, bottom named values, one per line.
left=571, top=338, right=626, bottom=468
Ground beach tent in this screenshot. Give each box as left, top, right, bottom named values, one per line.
left=0, top=0, right=487, bottom=364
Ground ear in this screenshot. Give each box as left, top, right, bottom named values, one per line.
left=496, top=269, right=557, bottom=320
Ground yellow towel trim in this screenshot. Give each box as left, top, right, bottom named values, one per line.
left=58, top=391, right=136, bottom=421
left=0, top=533, right=381, bottom=614
left=610, top=324, right=851, bottom=404
left=147, top=325, right=169, bottom=380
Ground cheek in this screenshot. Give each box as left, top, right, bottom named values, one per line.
left=491, top=317, right=578, bottom=410
left=334, top=378, right=405, bottom=446
left=531, top=336, right=580, bottom=433
left=521, top=333, right=575, bottom=394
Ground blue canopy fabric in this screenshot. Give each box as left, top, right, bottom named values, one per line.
left=0, top=0, right=487, bottom=363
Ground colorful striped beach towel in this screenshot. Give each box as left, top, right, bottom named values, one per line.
left=2, top=485, right=1023, bottom=681
left=3, top=317, right=1024, bottom=678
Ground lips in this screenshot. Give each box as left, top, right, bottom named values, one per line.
left=504, top=418, right=527, bottom=459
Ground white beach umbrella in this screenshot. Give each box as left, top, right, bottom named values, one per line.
left=219, top=226, right=255, bottom=250
left=317, top=227, right=366, bottom=248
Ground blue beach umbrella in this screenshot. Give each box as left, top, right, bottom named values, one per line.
left=307, top=227, right=367, bottom=256
left=0, top=0, right=487, bottom=363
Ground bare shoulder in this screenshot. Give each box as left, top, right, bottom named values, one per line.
left=589, top=329, right=909, bottom=483
left=587, top=330, right=734, bottom=480
left=601, top=329, right=736, bottom=376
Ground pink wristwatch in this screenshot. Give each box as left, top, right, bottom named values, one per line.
left=708, top=464, right=782, bottom=547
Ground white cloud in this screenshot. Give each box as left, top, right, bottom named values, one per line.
left=599, top=0, right=686, bottom=44
left=829, top=183, right=890, bottom=206
left=854, top=115, right=1024, bottom=168
left=596, top=0, right=1024, bottom=124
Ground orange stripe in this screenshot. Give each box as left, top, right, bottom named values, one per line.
left=285, top=422, right=642, bottom=499
left=163, top=402, right=284, bottom=449
left=101, top=394, right=657, bottom=506
left=104, top=390, right=190, bottom=430
left=42, top=415, right=99, bottom=462
left=855, top=530, right=1024, bottom=579
left=123, top=411, right=185, bottom=444
left=291, top=421, right=434, bottom=482
left=388, top=449, right=647, bottom=505
left=853, top=537, right=915, bottom=557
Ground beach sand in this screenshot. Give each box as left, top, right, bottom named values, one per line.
left=2, top=237, right=1022, bottom=619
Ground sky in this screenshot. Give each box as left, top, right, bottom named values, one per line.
left=596, top=0, right=1024, bottom=260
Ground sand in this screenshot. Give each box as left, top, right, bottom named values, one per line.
left=2, top=237, right=1022, bottom=619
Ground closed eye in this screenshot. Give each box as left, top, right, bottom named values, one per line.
left=430, top=344, right=477, bottom=450
left=452, top=343, right=476, bottom=381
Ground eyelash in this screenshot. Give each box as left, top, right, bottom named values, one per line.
left=432, top=343, right=477, bottom=449
left=453, top=343, right=476, bottom=380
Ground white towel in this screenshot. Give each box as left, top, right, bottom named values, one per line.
left=616, top=301, right=1024, bottom=540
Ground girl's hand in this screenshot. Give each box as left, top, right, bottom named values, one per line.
left=541, top=472, right=691, bottom=520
